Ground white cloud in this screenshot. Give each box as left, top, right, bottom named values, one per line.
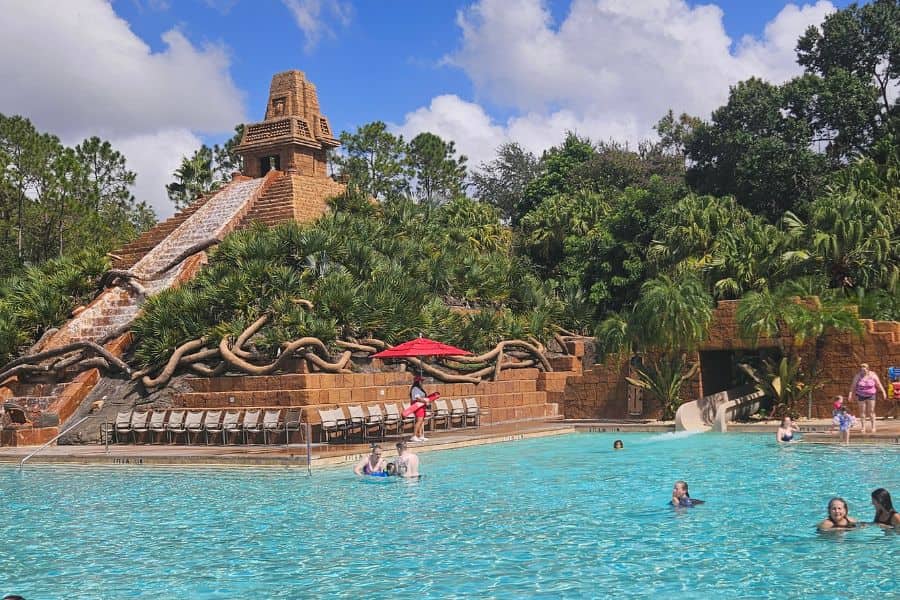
left=282, top=0, right=353, bottom=53
left=111, top=129, right=205, bottom=219
left=399, top=0, right=835, bottom=168
left=0, top=0, right=245, bottom=218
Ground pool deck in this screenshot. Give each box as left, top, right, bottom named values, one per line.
left=2, top=417, right=897, bottom=469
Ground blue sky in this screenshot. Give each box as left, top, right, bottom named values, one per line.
left=0, top=0, right=852, bottom=217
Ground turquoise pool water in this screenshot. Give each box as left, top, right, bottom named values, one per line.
left=2, top=433, right=898, bottom=598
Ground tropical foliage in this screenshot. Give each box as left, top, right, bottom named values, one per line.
left=131, top=193, right=571, bottom=369
left=0, top=250, right=109, bottom=364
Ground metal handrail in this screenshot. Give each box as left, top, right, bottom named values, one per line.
left=19, top=415, right=91, bottom=470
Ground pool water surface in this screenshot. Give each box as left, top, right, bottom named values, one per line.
left=1, top=432, right=898, bottom=598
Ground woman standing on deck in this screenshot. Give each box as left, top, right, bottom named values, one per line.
left=848, top=363, right=886, bottom=434
left=409, top=375, right=429, bottom=442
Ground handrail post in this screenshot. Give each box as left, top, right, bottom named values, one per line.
left=19, top=415, right=91, bottom=470
left=305, top=420, right=312, bottom=477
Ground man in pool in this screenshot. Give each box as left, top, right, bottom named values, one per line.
left=393, top=440, right=419, bottom=478
left=671, top=480, right=704, bottom=507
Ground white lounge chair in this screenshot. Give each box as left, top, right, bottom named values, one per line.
left=203, top=410, right=223, bottom=445
left=464, top=397, right=481, bottom=427
left=221, top=410, right=243, bottom=445
left=165, top=410, right=186, bottom=443
left=184, top=410, right=205, bottom=445
left=261, top=409, right=283, bottom=444
left=449, top=398, right=467, bottom=428
left=430, top=399, right=451, bottom=430
left=242, top=409, right=263, bottom=444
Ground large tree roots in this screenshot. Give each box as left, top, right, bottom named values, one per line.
left=135, top=329, right=553, bottom=390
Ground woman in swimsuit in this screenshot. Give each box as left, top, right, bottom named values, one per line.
left=848, top=363, right=886, bottom=433
left=353, top=445, right=386, bottom=476
left=818, top=497, right=858, bottom=530
left=671, top=480, right=704, bottom=507
left=871, top=488, right=900, bottom=529
left=776, top=417, right=799, bottom=443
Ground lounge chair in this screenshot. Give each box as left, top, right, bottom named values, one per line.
left=203, top=410, right=223, bottom=445
left=364, top=405, right=386, bottom=440
left=284, top=408, right=303, bottom=445
left=449, top=398, right=467, bottom=428
left=221, top=410, right=243, bottom=445
left=138, top=410, right=167, bottom=444
left=377, top=404, right=401, bottom=437
left=346, top=405, right=368, bottom=441
left=128, top=411, right=151, bottom=443
left=165, top=410, right=186, bottom=443
left=385, top=403, right=414, bottom=434
left=184, top=410, right=205, bottom=444
left=430, top=399, right=451, bottom=430
left=318, top=407, right=346, bottom=444
left=464, top=397, right=481, bottom=427
left=242, top=409, right=263, bottom=444
left=261, top=409, right=283, bottom=444
left=113, top=410, right=133, bottom=443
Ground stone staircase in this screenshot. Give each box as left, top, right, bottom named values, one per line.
left=238, top=172, right=295, bottom=227
left=1, top=173, right=279, bottom=445
left=112, top=196, right=213, bottom=270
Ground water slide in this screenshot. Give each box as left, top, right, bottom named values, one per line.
left=674, top=385, right=766, bottom=432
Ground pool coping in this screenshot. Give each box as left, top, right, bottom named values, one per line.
left=3, top=418, right=898, bottom=470
left=0, top=424, right=578, bottom=469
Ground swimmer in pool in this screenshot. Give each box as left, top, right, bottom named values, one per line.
left=353, top=445, right=386, bottom=476
left=818, top=497, right=858, bottom=530
left=671, top=480, right=704, bottom=507
left=871, top=488, right=900, bottom=529
left=393, top=441, right=420, bottom=478
left=776, top=417, right=799, bottom=443
left=613, top=440, right=624, bottom=450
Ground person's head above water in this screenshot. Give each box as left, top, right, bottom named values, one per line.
left=828, top=497, right=850, bottom=521
left=872, top=488, right=895, bottom=513
left=781, top=416, right=792, bottom=427
left=613, top=439, right=624, bottom=450
left=673, top=480, right=689, bottom=498
left=370, top=444, right=383, bottom=457
left=396, top=441, right=407, bottom=453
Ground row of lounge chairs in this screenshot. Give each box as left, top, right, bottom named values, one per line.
left=107, top=408, right=303, bottom=445
left=318, top=398, right=481, bottom=443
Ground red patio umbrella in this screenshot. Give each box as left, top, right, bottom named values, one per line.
left=371, top=337, right=472, bottom=359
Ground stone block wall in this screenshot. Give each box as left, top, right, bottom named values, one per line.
left=561, top=299, right=900, bottom=420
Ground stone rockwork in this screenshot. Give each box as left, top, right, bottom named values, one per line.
left=561, top=299, right=900, bottom=420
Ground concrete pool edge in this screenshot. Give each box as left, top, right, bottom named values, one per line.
left=0, top=424, right=578, bottom=469
left=2, top=419, right=898, bottom=469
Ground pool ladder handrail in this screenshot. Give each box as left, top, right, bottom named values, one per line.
left=19, top=414, right=91, bottom=470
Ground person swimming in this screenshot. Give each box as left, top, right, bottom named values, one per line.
left=871, top=488, right=900, bottom=528
left=818, top=497, right=858, bottom=530
left=613, top=440, right=624, bottom=450
left=776, top=416, right=799, bottom=443
left=671, top=480, right=704, bottom=507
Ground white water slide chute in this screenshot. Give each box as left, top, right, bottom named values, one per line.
left=674, top=385, right=766, bottom=432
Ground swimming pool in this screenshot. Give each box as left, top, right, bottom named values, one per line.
left=2, top=433, right=898, bottom=598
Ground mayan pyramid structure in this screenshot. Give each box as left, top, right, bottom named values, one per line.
left=1, top=71, right=346, bottom=445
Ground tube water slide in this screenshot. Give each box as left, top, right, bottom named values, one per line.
left=675, top=385, right=766, bottom=432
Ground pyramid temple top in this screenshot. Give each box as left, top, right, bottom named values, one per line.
left=236, top=70, right=339, bottom=177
